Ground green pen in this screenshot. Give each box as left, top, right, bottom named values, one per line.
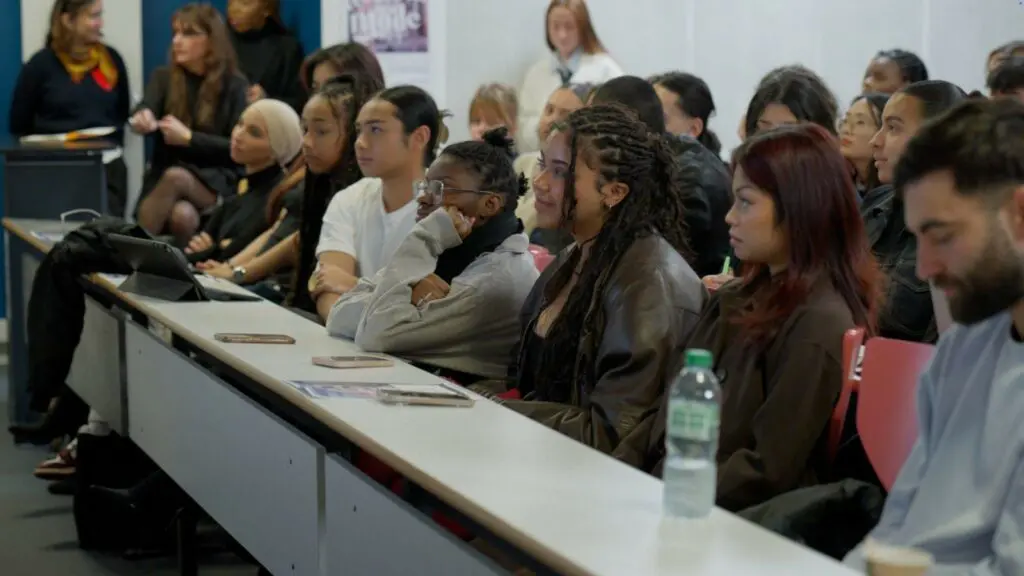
left=720, top=256, right=732, bottom=275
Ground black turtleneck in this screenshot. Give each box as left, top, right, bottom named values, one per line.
left=188, top=164, right=284, bottom=264
left=230, top=24, right=306, bottom=113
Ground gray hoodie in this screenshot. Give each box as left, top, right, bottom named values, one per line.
left=326, top=209, right=539, bottom=379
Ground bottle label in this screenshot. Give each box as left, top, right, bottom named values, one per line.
left=669, top=400, right=719, bottom=442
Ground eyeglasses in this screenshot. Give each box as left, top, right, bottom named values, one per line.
left=414, top=180, right=496, bottom=205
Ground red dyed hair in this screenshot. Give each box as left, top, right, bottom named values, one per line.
left=730, top=123, right=881, bottom=343
left=545, top=0, right=606, bottom=55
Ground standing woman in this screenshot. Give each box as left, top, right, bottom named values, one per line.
left=227, top=0, right=305, bottom=112
left=9, top=0, right=131, bottom=216
left=840, top=92, right=889, bottom=196
left=132, top=3, right=249, bottom=243
left=517, top=0, right=622, bottom=153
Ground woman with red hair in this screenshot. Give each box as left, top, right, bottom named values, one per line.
left=648, top=123, right=881, bottom=512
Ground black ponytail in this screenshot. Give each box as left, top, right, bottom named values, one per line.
left=650, top=71, right=721, bottom=155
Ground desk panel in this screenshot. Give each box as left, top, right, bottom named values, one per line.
left=324, top=454, right=504, bottom=576
left=125, top=321, right=323, bottom=576
left=67, top=298, right=125, bottom=433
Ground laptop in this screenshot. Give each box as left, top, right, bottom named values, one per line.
left=108, top=234, right=261, bottom=303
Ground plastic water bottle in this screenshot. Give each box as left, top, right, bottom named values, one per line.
left=663, top=348, right=721, bottom=519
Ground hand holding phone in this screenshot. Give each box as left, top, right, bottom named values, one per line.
left=214, top=333, right=296, bottom=344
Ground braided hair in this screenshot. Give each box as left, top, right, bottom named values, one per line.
left=436, top=127, right=526, bottom=212
left=534, top=104, right=690, bottom=403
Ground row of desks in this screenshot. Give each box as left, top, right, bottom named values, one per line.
left=2, top=218, right=859, bottom=576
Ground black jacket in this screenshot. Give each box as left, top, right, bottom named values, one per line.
left=671, top=135, right=732, bottom=277
left=736, top=480, right=885, bottom=560
left=26, top=219, right=149, bottom=411
left=861, top=185, right=936, bottom=343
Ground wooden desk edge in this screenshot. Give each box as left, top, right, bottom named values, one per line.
left=3, top=218, right=54, bottom=254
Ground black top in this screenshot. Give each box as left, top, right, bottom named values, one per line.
left=188, top=164, right=284, bottom=264
left=230, top=24, right=306, bottom=113
left=671, top=134, right=733, bottom=277
left=135, top=66, right=249, bottom=199
left=8, top=46, right=131, bottom=145
left=261, top=184, right=303, bottom=254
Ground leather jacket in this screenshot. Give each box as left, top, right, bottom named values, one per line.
left=504, top=234, right=707, bottom=466
left=671, top=135, right=733, bottom=277
left=862, top=185, right=936, bottom=343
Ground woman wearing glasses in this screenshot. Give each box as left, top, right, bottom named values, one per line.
left=326, top=128, right=537, bottom=383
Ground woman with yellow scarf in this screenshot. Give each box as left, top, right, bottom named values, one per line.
left=9, top=0, right=130, bottom=216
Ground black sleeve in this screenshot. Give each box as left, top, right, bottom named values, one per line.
left=9, top=53, right=44, bottom=135
left=278, top=38, right=307, bottom=113
left=108, top=47, right=131, bottom=126
left=187, top=76, right=248, bottom=163
left=135, top=67, right=169, bottom=116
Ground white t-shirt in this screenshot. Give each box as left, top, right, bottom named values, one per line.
left=315, top=177, right=418, bottom=277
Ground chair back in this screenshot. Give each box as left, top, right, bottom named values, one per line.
left=829, top=327, right=865, bottom=462
left=528, top=244, right=555, bottom=272
left=856, top=337, right=935, bottom=490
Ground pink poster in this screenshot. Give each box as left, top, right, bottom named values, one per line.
left=348, top=0, right=429, bottom=54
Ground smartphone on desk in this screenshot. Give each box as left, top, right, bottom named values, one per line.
left=377, top=384, right=475, bottom=407
left=312, top=355, right=394, bottom=369
left=214, top=333, right=296, bottom=344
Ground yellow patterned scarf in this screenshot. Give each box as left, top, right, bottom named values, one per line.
left=55, top=44, right=118, bottom=89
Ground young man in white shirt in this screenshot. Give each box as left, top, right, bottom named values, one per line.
left=844, top=98, right=1024, bottom=574
left=311, top=85, right=444, bottom=320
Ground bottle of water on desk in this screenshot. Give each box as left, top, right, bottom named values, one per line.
left=664, top=349, right=721, bottom=519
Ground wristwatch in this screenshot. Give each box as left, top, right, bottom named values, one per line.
left=231, top=266, right=247, bottom=283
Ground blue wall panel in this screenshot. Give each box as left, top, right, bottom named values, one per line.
left=0, top=0, right=23, bottom=317
left=281, top=0, right=322, bottom=55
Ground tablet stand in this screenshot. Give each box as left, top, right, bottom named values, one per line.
left=119, top=271, right=202, bottom=302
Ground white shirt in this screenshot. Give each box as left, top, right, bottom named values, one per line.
left=517, top=51, right=624, bottom=153
left=315, top=177, right=418, bottom=278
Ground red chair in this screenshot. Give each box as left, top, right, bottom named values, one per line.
left=528, top=244, right=555, bottom=271
left=828, top=327, right=865, bottom=463
left=856, top=337, right=935, bottom=490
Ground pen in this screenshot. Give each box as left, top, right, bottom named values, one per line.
left=721, top=256, right=732, bottom=275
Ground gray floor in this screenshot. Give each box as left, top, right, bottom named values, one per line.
left=0, top=392, right=254, bottom=575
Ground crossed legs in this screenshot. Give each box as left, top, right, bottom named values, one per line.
left=137, top=166, right=218, bottom=243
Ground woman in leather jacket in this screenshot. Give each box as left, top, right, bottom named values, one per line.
left=499, top=104, right=707, bottom=466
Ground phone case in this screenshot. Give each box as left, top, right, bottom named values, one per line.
left=214, top=333, right=296, bottom=344
left=311, top=356, right=394, bottom=369
left=376, top=388, right=475, bottom=407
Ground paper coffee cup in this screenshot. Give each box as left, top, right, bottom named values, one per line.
left=864, top=539, right=934, bottom=576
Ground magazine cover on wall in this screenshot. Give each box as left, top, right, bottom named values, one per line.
left=347, top=0, right=431, bottom=90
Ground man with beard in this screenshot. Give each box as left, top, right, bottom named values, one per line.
left=845, top=98, right=1024, bottom=573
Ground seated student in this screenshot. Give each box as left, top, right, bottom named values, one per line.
left=514, top=82, right=592, bottom=249
left=182, top=98, right=302, bottom=263
left=326, top=129, right=538, bottom=382
left=865, top=80, right=966, bottom=343
left=841, top=92, right=890, bottom=196
left=987, top=56, right=1024, bottom=102
left=227, top=0, right=305, bottom=111
left=497, top=104, right=706, bottom=464
left=650, top=71, right=723, bottom=156
left=10, top=0, right=131, bottom=216
left=861, top=49, right=929, bottom=94
left=468, top=83, right=518, bottom=142
left=987, top=40, right=1024, bottom=77
left=591, top=75, right=732, bottom=277
left=310, top=86, right=443, bottom=321
left=198, top=74, right=381, bottom=312
left=647, top=123, right=881, bottom=511
left=844, top=97, right=1024, bottom=575
left=299, top=42, right=386, bottom=95
left=131, top=3, right=249, bottom=242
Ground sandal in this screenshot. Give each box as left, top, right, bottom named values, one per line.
left=34, top=439, right=77, bottom=480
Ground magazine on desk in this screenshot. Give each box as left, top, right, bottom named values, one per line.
left=284, top=380, right=475, bottom=406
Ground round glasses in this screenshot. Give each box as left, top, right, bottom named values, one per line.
left=414, top=180, right=497, bottom=206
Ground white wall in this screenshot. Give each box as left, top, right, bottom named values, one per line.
left=20, top=0, right=144, bottom=216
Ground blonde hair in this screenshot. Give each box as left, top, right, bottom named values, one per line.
left=469, top=83, right=519, bottom=132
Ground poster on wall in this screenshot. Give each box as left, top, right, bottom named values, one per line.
left=345, top=0, right=431, bottom=90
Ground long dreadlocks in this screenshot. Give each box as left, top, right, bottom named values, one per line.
left=535, top=104, right=691, bottom=403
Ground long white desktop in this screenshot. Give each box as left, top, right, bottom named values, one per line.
left=4, top=218, right=859, bottom=576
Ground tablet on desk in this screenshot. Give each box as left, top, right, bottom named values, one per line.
left=108, top=234, right=260, bottom=303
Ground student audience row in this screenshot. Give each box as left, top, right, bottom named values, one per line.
left=12, top=0, right=1024, bottom=573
